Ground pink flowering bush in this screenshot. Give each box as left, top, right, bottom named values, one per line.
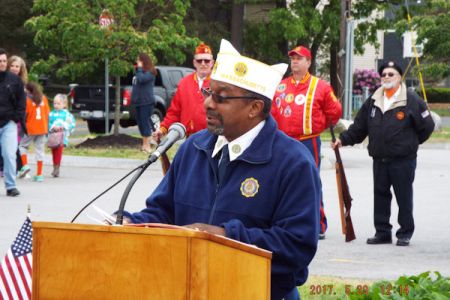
left=353, top=69, right=380, bottom=95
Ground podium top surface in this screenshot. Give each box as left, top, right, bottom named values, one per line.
left=32, top=221, right=272, bottom=258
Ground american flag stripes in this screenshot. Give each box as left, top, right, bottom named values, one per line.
left=0, top=218, right=32, bottom=300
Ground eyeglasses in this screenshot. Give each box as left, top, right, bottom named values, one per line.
left=381, top=72, right=397, bottom=78
left=195, top=59, right=211, bottom=64
left=201, top=88, right=257, bottom=103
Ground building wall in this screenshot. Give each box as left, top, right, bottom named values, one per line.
left=352, top=30, right=384, bottom=73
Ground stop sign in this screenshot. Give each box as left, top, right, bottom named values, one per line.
left=99, top=9, right=114, bottom=29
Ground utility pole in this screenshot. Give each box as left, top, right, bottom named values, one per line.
left=230, top=1, right=244, bottom=51
left=338, top=0, right=353, bottom=120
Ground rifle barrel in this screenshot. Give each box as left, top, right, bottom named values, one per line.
left=330, top=126, right=356, bottom=242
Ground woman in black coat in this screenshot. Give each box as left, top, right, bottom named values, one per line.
left=131, top=53, right=157, bottom=152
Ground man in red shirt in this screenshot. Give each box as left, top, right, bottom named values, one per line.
left=152, top=42, right=214, bottom=140
left=272, top=45, right=342, bottom=239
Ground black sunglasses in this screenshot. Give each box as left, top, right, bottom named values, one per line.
left=381, top=72, right=397, bottom=78
left=195, top=59, right=211, bottom=64
left=201, top=88, right=257, bottom=103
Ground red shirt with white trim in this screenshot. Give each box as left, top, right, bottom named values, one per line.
left=271, top=73, right=342, bottom=140
left=160, top=72, right=210, bottom=137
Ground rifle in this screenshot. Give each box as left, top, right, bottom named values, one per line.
left=330, top=126, right=356, bottom=242
left=160, top=153, right=171, bottom=175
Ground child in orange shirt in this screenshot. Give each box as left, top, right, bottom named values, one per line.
left=18, top=82, right=50, bottom=182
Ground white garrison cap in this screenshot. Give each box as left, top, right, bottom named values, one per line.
left=211, top=39, right=288, bottom=99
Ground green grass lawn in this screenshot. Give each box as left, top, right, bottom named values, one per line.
left=64, top=125, right=450, bottom=159
left=432, top=108, right=450, bottom=117
left=299, top=271, right=449, bottom=299
left=64, top=142, right=178, bottom=160
left=298, top=275, right=375, bottom=299
left=64, top=146, right=150, bottom=160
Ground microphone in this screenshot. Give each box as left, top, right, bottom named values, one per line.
left=71, top=123, right=186, bottom=225
left=114, top=122, right=186, bottom=225
left=148, top=122, right=186, bottom=163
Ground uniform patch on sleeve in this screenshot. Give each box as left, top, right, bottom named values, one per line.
left=421, top=110, right=430, bottom=118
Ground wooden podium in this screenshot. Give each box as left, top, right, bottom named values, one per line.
left=32, top=222, right=271, bottom=299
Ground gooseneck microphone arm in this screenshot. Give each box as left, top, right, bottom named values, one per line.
left=115, top=122, right=186, bottom=225
left=71, top=123, right=186, bottom=225
left=70, top=165, right=142, bottom=223
left=115, top=160, right=152, bottom=225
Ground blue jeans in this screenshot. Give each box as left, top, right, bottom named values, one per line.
left=0, top=121, right=18, bottom=190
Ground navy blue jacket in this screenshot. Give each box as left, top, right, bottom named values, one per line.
left=340, top=84, right=434, bottom=159
left=131, top=67, right=155, bottom=106
left=124, top=117, right=320, bottom=299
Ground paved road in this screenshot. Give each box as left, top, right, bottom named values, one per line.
left=313, top=144, right=450, bottom=281
left=73, top=119, right=140, bottom=137
left=0, top=142, right=449, bottom=283
left=441, top=116, right=450, bottom=127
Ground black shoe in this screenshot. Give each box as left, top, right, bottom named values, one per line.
left=319, top=233, right=326, bottom=240
left=396, top=237, right=410, bottom=246
left=6, top=188, right=20, bottom=197
left=366, top=236, right=392, bottom=244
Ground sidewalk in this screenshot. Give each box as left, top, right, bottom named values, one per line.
left=0, top=144, right=449, bottom=282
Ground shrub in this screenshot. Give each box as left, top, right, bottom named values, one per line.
left=353, top=69, right=380, bottom=95
left=348, top=271, right=450, bottom=300
left=418, top=87, right=450, bottom=103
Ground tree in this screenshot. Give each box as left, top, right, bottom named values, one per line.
left=242, top=0, right=393, bottom=97
left=25, top=0, right=197, bottom=135
left=184, top=0, right=232, bottom=57
left=0, top=0, right=38, bottom=59
left=394, top=0, right=450, bottom=82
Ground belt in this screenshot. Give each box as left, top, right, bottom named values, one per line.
left=297, top=133, right=320, bottom=141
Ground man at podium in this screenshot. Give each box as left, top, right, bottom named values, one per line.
left=121, top=39, right=321, bottom=300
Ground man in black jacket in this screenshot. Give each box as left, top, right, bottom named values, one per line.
left=332, top=61, right=434, bottom=246
left=0, top=48, right=26, bottom=196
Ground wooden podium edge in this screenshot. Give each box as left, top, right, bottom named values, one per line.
left=32, top=221, right=272, bottom=258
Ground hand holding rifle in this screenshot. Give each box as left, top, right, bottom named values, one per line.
left=330, top=126, right=356, bottom=242
left=149, top=135, right=171, bottom=175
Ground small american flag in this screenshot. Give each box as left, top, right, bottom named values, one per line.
left=0, top=217, right=32, bottom=300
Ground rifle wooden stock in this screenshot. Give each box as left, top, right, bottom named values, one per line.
left=335, top=162, right=346, bottom=235
left=160, top=153, right=171, bottom=175
left=330, top=126, right=356, bottom=242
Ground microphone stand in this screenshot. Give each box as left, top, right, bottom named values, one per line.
left=70, top=164, right=142, bottom=223
left=70, top=159, right=156, bottom=224
left=115, top=159, right=153, bottom=225
left=71, top=123, right=184, bottom=224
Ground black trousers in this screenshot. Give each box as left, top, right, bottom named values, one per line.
left=372, top=158, right=417, bottom=239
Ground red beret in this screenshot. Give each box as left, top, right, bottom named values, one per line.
left=288, top=46, right=312, bottom=60
left=195, top=42, right=212, bottom=55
